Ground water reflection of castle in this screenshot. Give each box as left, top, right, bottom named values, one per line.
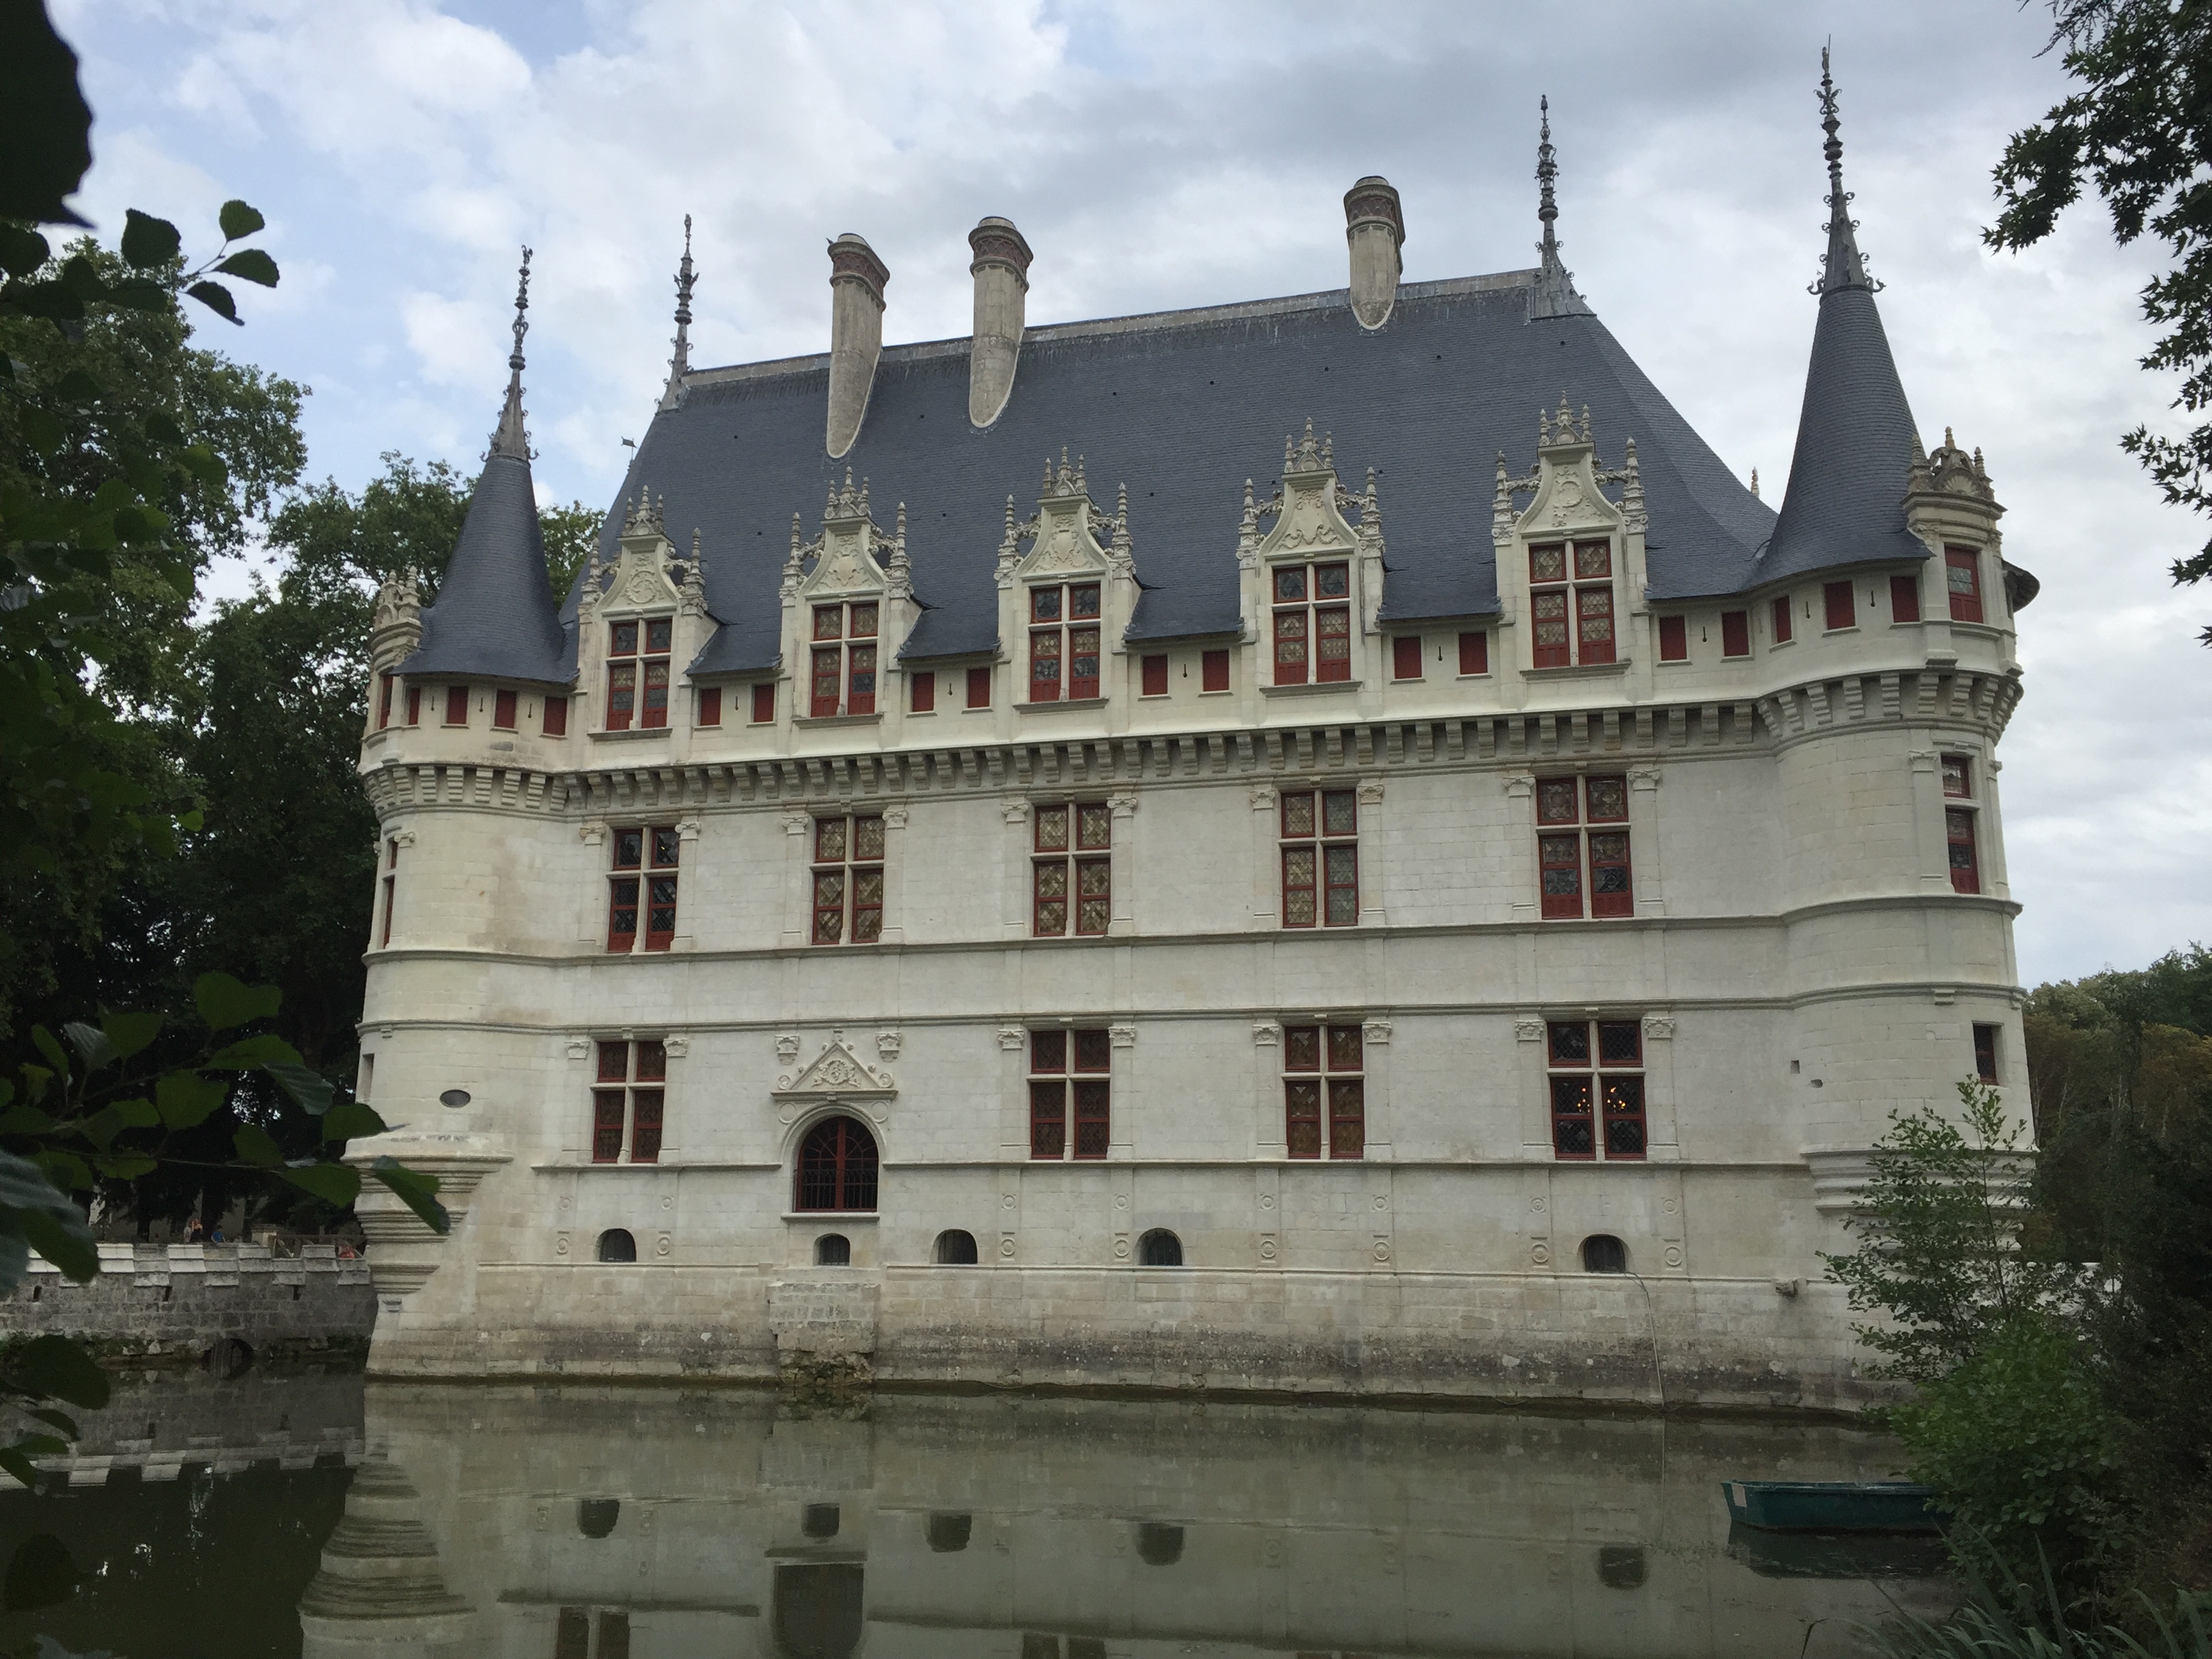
left=297, top=1385, right=1948, bottom=1659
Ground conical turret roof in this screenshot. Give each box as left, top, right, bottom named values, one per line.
left=397, top=249, right=573, bottom=687
left=1763, top=51, right=1927, bottom=585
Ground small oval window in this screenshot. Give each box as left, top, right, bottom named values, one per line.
left=934, top=1229, right=979, bottom=1265
left=1582, top=1235, right=1627, bottom=1274
left=815, top=1233, right=851, bottom=1267
left=438, top=1088, right=470, bottom=1108
left=597, top=1229, right=636, bottom=1263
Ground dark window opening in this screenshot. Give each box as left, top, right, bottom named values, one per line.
left=815, top=1233, right=851, bottom=1267
left=1582, top=1234, right=1628, bottom=1273
left=597, top=1229, right=636, bottom=1263
left=577, top=1498, right=619, bottom=1538
left=1135, top=1521, right=1185, bottom=1565
left=926, top=1512, right=972, bottom=1553
left=772, top=1563, right=864, bottom=1659
left=1973, top=1023, right=1999, bottom=1084
left=1597, top=1544, right=1648, bottom=1589
left=1138, top=1229, right=1182, bottom=1267
left=796, top=1116, right=878, bottom=1212
left=934, top=1229, right=979, bottom=1265
left=802, top=1502, right=841, bottom=1539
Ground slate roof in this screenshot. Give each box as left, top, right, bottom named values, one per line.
left=397, top=450, right=574, bottom=687
left=581, top=271, right=1792, bottom=680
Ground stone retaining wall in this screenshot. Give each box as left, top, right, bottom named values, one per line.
left=0, top=1243, right=375, bottom=1361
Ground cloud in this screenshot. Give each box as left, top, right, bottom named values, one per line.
left=49, top=0, right=2212, bottom=981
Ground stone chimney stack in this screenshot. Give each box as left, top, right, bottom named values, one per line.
left=1343, top=176, right=1405, bottom=331
left=825, top=232, right=889, bottom=459
left=967, top=216, right=1033, bottom=428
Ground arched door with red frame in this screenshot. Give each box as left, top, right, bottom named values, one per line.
left=794, top=1115, right=880, bottom=1212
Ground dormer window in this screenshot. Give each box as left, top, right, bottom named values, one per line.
left=1028, top=583, right=1101, bottom=701
left=609, top=619, right=672, bottom=731
left=1531, top=541, right=1614, bottom=668
left=811, top=602, right=877, bottom=717
left=1945, top=547, right=1984, bottom=623
left=1272, top=562, right=1351, bottom=684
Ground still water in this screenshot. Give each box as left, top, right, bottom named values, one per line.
left=0, top=1372, right=1950, bottom=1659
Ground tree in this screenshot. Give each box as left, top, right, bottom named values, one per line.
left=1989, top=1, right=2212, bottom=644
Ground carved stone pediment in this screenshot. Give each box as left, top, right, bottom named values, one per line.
left=773, top=1030, right=897, bottom=1101
left=1260, top=421, right=1361, bottom=560
left=788, top=470, right=894, bottom=602
left=1516, top=395, right=1624, bottom=538
left=592, top=490, right=684, bottom=617
left=1002, top=449, right=1118, bottom=585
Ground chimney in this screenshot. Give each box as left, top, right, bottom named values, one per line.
left=967, top=216, right=1033, bottom=428
left=825, top=232, right=888, bottom=459
left=1343, top=176, right=1405, bottom=331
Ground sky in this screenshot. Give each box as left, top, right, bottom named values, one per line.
left=46, top=0, right=2212, bottom=988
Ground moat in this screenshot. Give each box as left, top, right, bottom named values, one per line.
left=0, top=1372, right=1952, bottom=1659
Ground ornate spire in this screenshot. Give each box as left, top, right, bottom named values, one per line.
left=489, top=247, right=533, bottom=459
left=1812, top=47, right=1879, bottom=296
left=1530, top=98, right=1591, bottom=322
left=659, top=215, right=697, bottom=412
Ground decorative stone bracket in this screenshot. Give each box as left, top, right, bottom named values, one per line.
left=345, top=1134, right=511, bottom=1311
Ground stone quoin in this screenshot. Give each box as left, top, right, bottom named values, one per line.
left=348, top=62, right=2032, bottom=1410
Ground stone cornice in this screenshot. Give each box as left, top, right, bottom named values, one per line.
left=362, top=663, right=2023, bottom=824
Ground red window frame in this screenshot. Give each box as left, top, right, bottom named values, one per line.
left=493, top=689, right=517, bottom=730
left=590, top=1039, right=668, bottom=1164
left=1283, top=1023, right=1364, bottom=1160
left=697, top=687, right=720, bottom=727
left=445, top=684, right=468, bottom=726
left=544, top=695, right=568, bottom=737
left=1028, top=1028, right=1111, bottom=1160
left=811, top=815, right=886, bottom=945
left=1721, top=610, right=1750, bottom=658
left=1391, top=635, right=1422, bottom=680
left=1032, top=802, right=1111, bottom=937
left=1824, top=581, right=1856, bottom=631
left=795, top=1114, right=879, bottom=1211
left=1547, top=1018, right=1646, bottom=1160
left=607, top=618, right=674, bottom=731
left=809, top=602, right=878, bottom=718
left=1942, top=754, right=1972, bottom=799
left=1280, top=789, right=1358, bottom=928
left=1658, top=616, right=1688, bottom=662
left=1271, top=561, right=1353, bottom=685
left=910, top=670, right=935, bottom=713
left=405, top=684, right=421, bottom=725
left=966, top=666, right=991, bottom=709
left=1530, top=540, right=1615, bottom=668
left=377, top=673, right=394, bottom=730
left=1026, top=583, right=1101, bottom=703
left=1458, top=631, right=1488, bottom=675
left=1771, top=594, right=1793, bottom=644
left=1202, top=649, right=1230, bottom=692
left=1141, top=655, right=1168, bottom=696
left=1947, top=806, right=1980, bottom=895
left=608, top=825, right=680, bottom=952
left=1890, top=573, right=1922, bottom=623
left=379, top=838, right=398, bottom=947
left=1535, top=775, right=1632, bottom=920
left=1946, top=547, right=1984, bottom=623
left=751, top=682, right=775, bottom=724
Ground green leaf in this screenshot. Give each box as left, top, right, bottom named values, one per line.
left=76, top=1107, right=121, bottom=1153
left=371, top=1158, right=451, bottom=1235
left=18, top=1066, right=51, bottom=1105
left=98, top=1011, right=163, bottom=1062
left=29, top=1027, right=67, bottom=1082
left=60, top=1023, right=112, bottom=1072
left=15, top=1211, right=97, bottom=1283
left=279, top=1162, right=361, bottom=1208
left=0, top=1151, right=94, bottom=1291
left=266, top=1061, right=334, bottom=1117
left=0, top=1448, right=39, bottom=1490
left=3, top=1534, right=81, bottom=1611
left=193, top=973, right=280, bottom=1032
left=104, top=279, right=170, bottom=314
left=209, top=1033, right=301, bottom=1068
left=0, top=225, right=52, bottom=279
left=119, top=209, right=181, bottom=269
left=214, top=249, right=279, bottom=288
left=20, top=1409, right=77, bottom=1440
left=185, top=280, right=240, bottom=324
left=1, top=1436, right=66, bottom=1460
left=155, top=1071, right=228, bottom=1130
left=321, top=1102, right=388, bottom=1142
left=108, top=1098, right=159, bottom=1130
left=232, top=1124, right=285, bottom=1169
left=0, top=1106, right=56, bottom=1136
left=0, top=0, right=92, bottom=225
left=7, top=1336, right=110, bottom=1410
left=90, top=1155, right=156, bottom=1181
left=28, top=1151, right=90, bottom=1200
left=218, top=200, right=266, bottom=239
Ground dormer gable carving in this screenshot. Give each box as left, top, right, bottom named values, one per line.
left=1504, top=395, right=1637, bottom=540
left=1496, top=397, right=1647, bottom=672
left=773, top=1029, right=897, bottom=1101
left=1240, top=420, right=1387, bottom=666
left=591, top=489, right=685, bottom=619
left=996, top=449, right=1130, bottom=588
left=786, top=470, right=897, bottom=603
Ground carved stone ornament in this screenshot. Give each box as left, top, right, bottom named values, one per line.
left=663, top=1035, right=690, bottom=1059
left=1514, top=1017, right=1546, bottom=1043
left=1249, top=784, right=1279, bottom=810
left=1642, top=1015, right=1675, bottom=1042
left=775, top=1033, right=802, bottom=1064
left=793, top=470, right=890, bottom=602
left=1516, top=394, right=1626, bottom=537
left=1107, top=792, right=1139, bottom=818
left=876, top=1031, right=903, bottom=1061
left=1357, top=779, right=1385, bottom=805
left=1361, top=1019, right=1393, bottom=1046
left=1257, top=422, right=1363, bottom=561
left=566, top=1037, right=592, bottom=1060
left=579, top=821, right=609, bottom=846
left=997, top=1027, right=1026, bottom=1051
left=1012, top=450, right=1113, bottom=581
left=1504, top=774, right=1535, bottom=799
left=1002, top=799, right=1031, bottom=825
left=781, top=810, right=812, bottom=836
left=773, top=1029, right=897, bottom=1101
left=1252, top=1020, right=1282, bottom=1046
left=881, top=806, right=909, bottom=830
left=1109, top=1025, right=1136, bottom=1048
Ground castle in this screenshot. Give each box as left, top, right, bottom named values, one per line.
left=350, top=68, right=2032, bottom=1410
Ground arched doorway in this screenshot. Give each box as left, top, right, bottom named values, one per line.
left=795, top=1115, right=878, bottom=1212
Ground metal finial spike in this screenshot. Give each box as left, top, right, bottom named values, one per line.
left=489, top=245, right=535, bottom=459
left=1811, top=43, right=1878, bottom=295
left=510, top=246, right=532, bottom=370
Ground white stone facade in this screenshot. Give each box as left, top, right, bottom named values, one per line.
left=348, top=335, right=2026, bottom=1411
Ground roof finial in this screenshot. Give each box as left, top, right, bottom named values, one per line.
left=1530, top=98, right=1591, bottom=321
left=1811, top=45, right=1880, bottom=296
left=659, top=215, right=697, bottom=412
left=489, top=246, right=533, bottom=459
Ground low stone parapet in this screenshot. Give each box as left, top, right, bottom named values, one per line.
left=1, top=1244, right=375, bottom=1364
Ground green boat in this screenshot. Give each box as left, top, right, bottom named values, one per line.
left=1722, top=1479, right=1944, bottom=1534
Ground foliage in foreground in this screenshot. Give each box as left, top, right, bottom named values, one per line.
left=1862, top=1582, right=2211, bottom=1659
